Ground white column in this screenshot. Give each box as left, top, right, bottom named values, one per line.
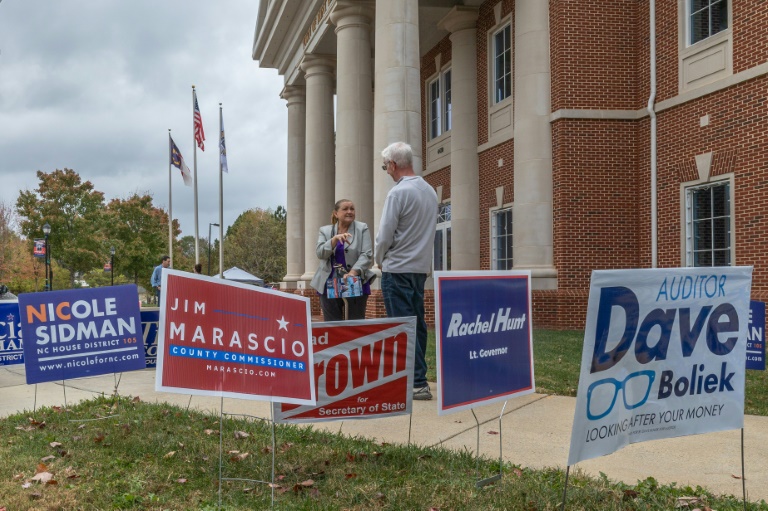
left=280, top=85, right=305, bottom=287
left=373, top=0, right=421, bottom=242
left=300, top=55, right=336, bottom=284
left=439, top=7, right=479, bottom=270
left=331, top=1, right=375, bottom=231
left=513, top=0, right=556, bottom=287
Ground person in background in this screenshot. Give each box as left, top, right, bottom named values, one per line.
left=151, top=255, right=171, bottom=304
left=310, top=199, right=373, bottom=321
left=193, top=263, right=203, bottom=275
left=375, top=142, right=438, bottom=400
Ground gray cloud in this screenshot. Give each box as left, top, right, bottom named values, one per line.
left=0, top=0, right=288, bottom=245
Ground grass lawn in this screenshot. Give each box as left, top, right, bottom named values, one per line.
left=2, top=329, right=766, bottom=509
left=1, top=396, right=766, bottom=510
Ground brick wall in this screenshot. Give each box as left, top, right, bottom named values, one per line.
left=478, top=142, right=514, bottom=270
left=550, top=0, right=641, bottom=111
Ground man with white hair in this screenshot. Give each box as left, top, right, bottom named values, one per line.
left=375, top=141, right=438, bottom=400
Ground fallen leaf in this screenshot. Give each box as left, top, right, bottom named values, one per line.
left=268, top=483, right=282, bottom=489
left=731, top=474, right=744, bottom=480
left=234, top=431, right=250, bottom=439
left=230, top=452, right=250, bottom=462
left=163, top=451, right=176, bottom=459
left=93, top=434, right=105, bottom=444
left=345, top=473, right=357, bottom=479
left=72, top=436, right=82, bottom=442
left=204, top=429, right=215, bottom=435
left=261, top=446, right=272, bottom=454
left=49, top=441, right=62, bottom=448
left=300, top=479, right=314, bottom=487
left=29, top=491, right=42, bottom=500
left=512, top=468, right=523, bottom=477
left=35, top=463, right=49, bottom=474
left=46, top=479, right=58, bottom=485
left=77, top=424, right=86, bottom=430
left=31, top=472, right=54, bottom=484
left=228, top=450, right=240, bottom=455
left=346, top=452, right=355, bottom=462
left=13, top=473, right=24, bottom=480
left=623, top=489, right=638, bottom=500
left=487, top=430, right=499, bottom=435
left=176, top=478, right=187, bottom=484
left=132, top=396, right=141, bottom=403
left=40, top=455, right=56, bottom=463
left=178, top=442, right=184, bottom=449
left=21, top=482, right=31, bottom=489
left=380, top=442, right=390, bottom=447
left=243, top=487, right=254, bottom=493
left=310, top=488, right=321, bottom=498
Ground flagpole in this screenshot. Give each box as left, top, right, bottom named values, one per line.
left=192, top=85, right=200, bottom=265
left=168, top=129, right=173, bottom=267
left=219, top=103, right=224, bottom=278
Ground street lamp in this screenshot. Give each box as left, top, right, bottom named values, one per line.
left=110, top=246, right=115, bottom=286
left=42, top=223, right=51, bottom=291
left=208, top=223, right=220, bottom=276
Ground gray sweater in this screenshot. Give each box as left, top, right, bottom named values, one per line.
left=375, top=176, right=437, bottom=273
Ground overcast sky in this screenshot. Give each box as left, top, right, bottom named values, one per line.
left=0, top=0, right=287, bottom=248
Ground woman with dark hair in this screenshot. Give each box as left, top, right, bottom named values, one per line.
left=310, top=199, right=373, bottom=321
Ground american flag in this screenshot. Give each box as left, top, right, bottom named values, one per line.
left=193, top=90, right=205, bottom=151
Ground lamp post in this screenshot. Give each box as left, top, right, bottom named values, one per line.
left=110, top=246, right=115, bottom=286
left=42, top=223, right=51, bottom=291
left=208, top=223, right=219, bottom=276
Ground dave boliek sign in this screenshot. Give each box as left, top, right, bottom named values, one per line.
left=18, top=285, right=145, bottom=384
left=568, top=267, right=752, bottom=466
left=155, top=270, right=315, bottom=405
left=435, top=271, right=535, bottom=415
left=274, top=318, right=416, bottom=423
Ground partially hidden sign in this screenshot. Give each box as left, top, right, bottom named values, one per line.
left=1, top=301, right=24, bottom=366
left=19, top=285, right=145, bottom=384
left=155, top=270, right=315, bottom=405
left=274, top=318, right=415, bottom=423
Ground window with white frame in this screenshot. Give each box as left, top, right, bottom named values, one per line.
left=492, top=24, right=511, bottom=104
left=689, top=0, right=729, bottom=45
left=685, top=181, right=731, bottom=266
left=434, top=202, right=451, bottom=271
left=491, top=207, right=513, bottom=270
left=428, top=69, right=452, bottom=140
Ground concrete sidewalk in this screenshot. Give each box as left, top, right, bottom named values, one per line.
left=1, top=365, right=767, bottom=503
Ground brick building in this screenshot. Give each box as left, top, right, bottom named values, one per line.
left=253, top=0, right=768, bottom=329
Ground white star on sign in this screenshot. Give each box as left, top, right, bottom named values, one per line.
left=277, top=316, right=289, bottom=331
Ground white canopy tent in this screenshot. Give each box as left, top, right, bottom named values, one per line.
left=213, top=266, right=265, bottom=287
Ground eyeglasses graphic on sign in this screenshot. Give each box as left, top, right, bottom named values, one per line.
left=586, top=370, right=655, bottom=421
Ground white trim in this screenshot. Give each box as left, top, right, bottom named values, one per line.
left=489, top=202, right=514, bottom=270
left=679, top=172, right=735, bottom=267
left=486, top=15, right=513, bottom=148
left=425, top=62, right=453, bottom=174
left=678, top=0, right=733, bottom=93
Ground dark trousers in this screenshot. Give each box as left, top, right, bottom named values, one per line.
left=319, top=294, right=369, bottom=321
left=381, top=272, right=428, bottom=388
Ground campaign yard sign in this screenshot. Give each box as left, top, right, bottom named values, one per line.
left=435, top=271, right=535, bottom=415
left=746, top=301, right=765, bottom=371
left=1, top=301, right=23, bottom=366
left=155, top=270, right=315, bottom=406
left=568, top=267, right=753, bottom=466
left=273, top=318, right=416, bottom=423
left=19, top=285, right=145, bottom=384
left=141, top=308, right=160, bottom=368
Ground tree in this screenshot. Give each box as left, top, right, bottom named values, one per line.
left=16, top=169, right=106, bottom=289
left=225, top=207, right=286, bottom=283
left=104, top=193, right=178, bottom=292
